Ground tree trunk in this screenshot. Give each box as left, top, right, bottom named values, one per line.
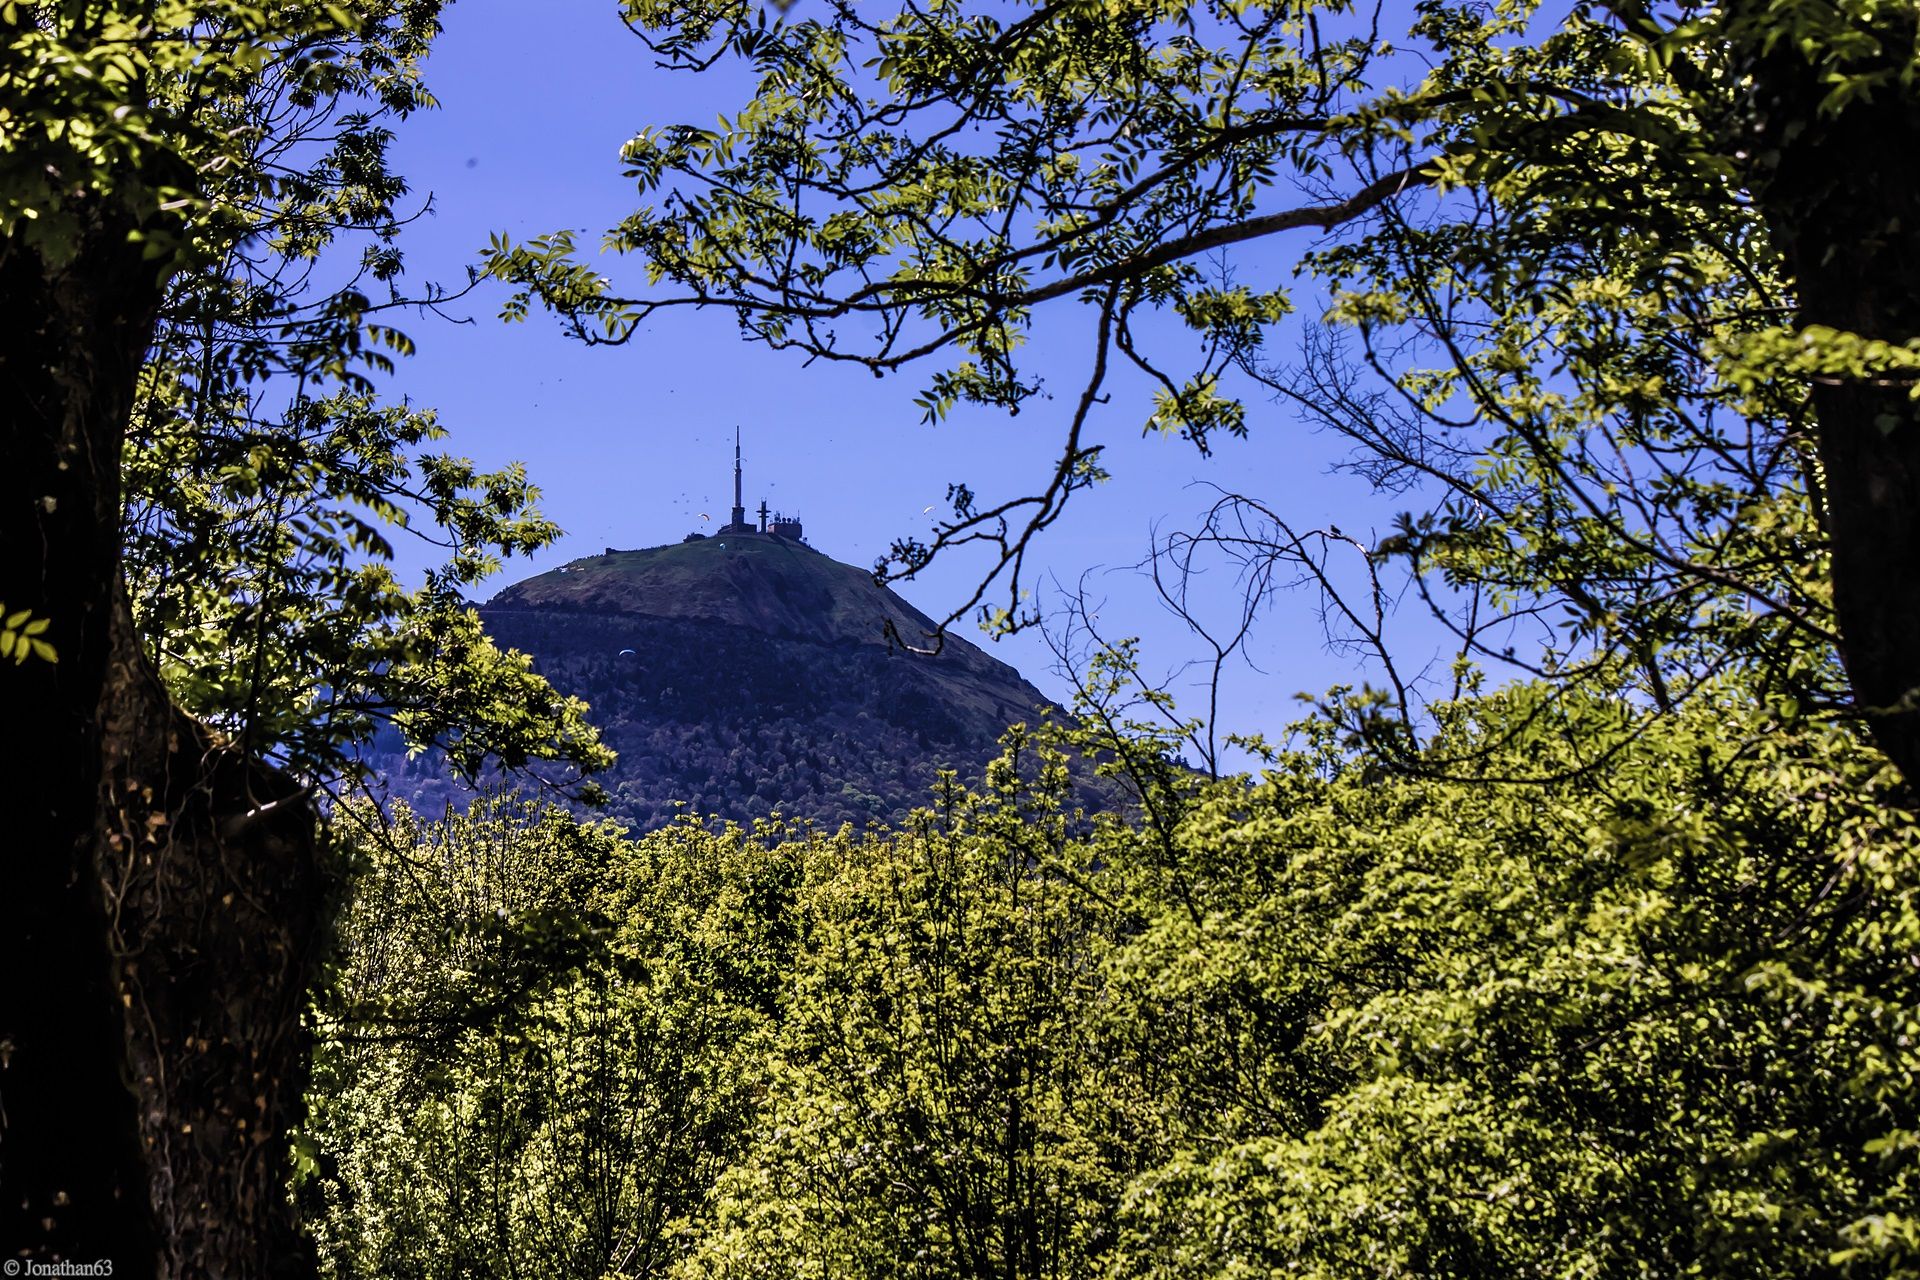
left=98, top=595, right=322, bottom=1279
left=1736, top=6, right=1920, bottom=788
left=0, top=201, right=322, bottom=1276
left=1, top=204, right=163, bottom=1272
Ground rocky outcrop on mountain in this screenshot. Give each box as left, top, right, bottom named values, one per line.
left=366, top=533, right=1066, bottom=830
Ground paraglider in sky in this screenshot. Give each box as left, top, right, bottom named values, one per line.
left=618, top=648, right=637, bottom=658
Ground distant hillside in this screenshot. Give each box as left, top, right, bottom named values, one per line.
left=365, top=533, right=1069, bottom=830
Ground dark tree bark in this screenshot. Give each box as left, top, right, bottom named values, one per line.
left=1735, top=6, right=1920, bottom=788
left=1, top=195, right=322, bottom=1277
left=97, top=603, right=322, bottom=1279
left=1, top=203, right=164, bottom=1271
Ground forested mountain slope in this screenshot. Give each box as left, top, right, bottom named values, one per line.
left=366, top=533, right=1062, bottom=829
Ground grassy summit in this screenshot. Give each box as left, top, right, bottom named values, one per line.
left=488, top=533, right=1004, bottom=676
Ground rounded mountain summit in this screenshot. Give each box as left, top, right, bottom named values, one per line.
left=377, top=526, right=1063, bottom=831
left=493, top=533, right=1014, bottom=682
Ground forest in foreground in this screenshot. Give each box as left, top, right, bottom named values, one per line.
left=9, top=0, right=1920, bottom=1277
left=308, top=693, right=1920, bottom=1279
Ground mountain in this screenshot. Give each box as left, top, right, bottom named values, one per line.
left=368, top=531, right=1065, bottom=830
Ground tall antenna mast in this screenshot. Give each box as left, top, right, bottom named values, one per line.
left=729, top=426, right=747, bottom=530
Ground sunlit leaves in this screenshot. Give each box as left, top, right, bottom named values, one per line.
left=488, top=0, right=1400, bottom=420
left=0, top=2, right=430, bottom=272
left=0, top=605, right=56, bottom=665
left=310, top=660, right=1920, bottom=1278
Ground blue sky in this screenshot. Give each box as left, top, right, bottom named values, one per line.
left=381, top=0, right=1444, bottom=749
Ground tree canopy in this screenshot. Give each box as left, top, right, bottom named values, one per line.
left=488, top=0, right=1920, bottom=788
left=307, top=682, right=1920, bottom=1278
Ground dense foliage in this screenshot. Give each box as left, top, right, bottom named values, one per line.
left=308, top=674, right=1920, bottom=1278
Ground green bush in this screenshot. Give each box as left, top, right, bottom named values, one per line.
left=308, top=685, right=1920, bottom=1278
